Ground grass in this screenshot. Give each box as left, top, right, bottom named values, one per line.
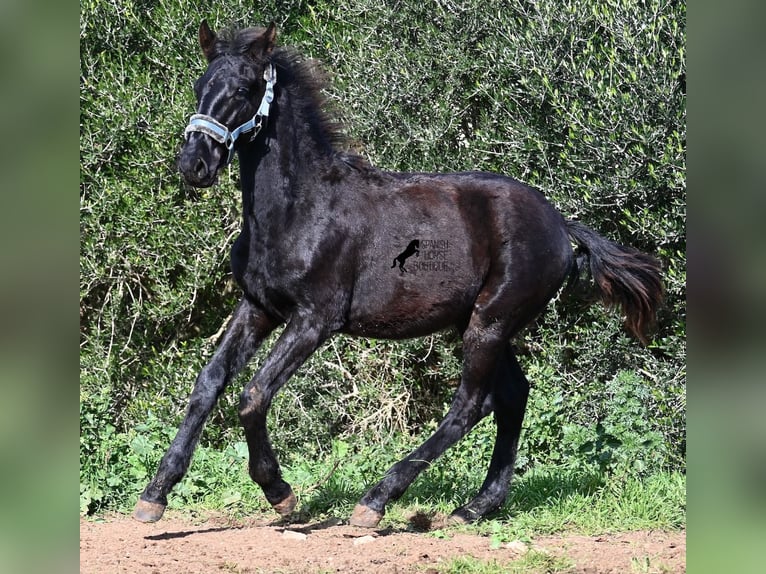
left=81, top=412, right=685, bottom=536
left=84, top=428, right=684, bottom=532
left=490, top=467, right=686, bottom=535
left=275, top=434, right=686, bottom=538
left=436, top=552, right=573, bottom=574
left=376, top=466, right=685, bottom=539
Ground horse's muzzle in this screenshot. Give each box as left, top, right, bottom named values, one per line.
left=177, top=137, right=223, bottom=188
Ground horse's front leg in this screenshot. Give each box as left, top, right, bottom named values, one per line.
left=133, top=299, right=277, bottom=522
left=238, top=315, right=329, bottom=517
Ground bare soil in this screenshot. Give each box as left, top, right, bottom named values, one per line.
left=80, top=512, right=685, bottom=573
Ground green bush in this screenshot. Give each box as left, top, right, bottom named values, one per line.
left=80, top=0, right=685, bottom=515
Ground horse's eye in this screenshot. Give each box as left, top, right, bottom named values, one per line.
left=236, top=87, right=250, bottom=98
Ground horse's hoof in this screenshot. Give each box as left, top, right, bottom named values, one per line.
left=349, top=504, right=383, bottom=528
left=272, top=490, right=297, bottom=517
left=446, top=512, right=470, bottom=525
left=448, top=507, right=480, bottom=525
left=133, top=499, right=166, bottom=523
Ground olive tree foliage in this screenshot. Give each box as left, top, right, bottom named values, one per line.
left=80, top=0, right=685, bottom=504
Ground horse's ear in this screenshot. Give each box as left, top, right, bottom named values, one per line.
left=199, top=20, right=217, bottom=61
left=249, top=21, right=277, bottom=59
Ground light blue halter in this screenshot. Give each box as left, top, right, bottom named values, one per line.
left=184, top=63, right=277, bottom=165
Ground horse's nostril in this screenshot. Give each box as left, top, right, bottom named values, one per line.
left=195, top=157, right=208, bottom=178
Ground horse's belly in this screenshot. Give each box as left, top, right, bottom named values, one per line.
left=343, top=270, right=479, bottom=339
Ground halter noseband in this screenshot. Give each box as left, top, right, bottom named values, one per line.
left=184, top=63, right=277, bottom=165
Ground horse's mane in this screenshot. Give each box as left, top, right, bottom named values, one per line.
left=212, top=26, right=372, bottom=173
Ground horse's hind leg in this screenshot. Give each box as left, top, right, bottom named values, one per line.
left=350, top=316, right=506, bottom=528
left=133, top=299, right=276, bottom=523
left=450, top=343, right=529, bottom=523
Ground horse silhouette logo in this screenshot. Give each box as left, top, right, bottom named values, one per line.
left=392, top=240, right=420, bottom=273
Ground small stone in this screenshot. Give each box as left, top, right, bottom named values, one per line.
left=353, top=535, right=377, bottom=546
left=282, top=530, right=307, bottom=541
left=505, top=540, right=529, bottom=555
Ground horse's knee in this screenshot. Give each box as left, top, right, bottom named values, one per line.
left=238, top=384, right=268, bottom=421
left=186, top=365, right=226, bottom=416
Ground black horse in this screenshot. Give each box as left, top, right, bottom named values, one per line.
left=133, top=22, right=663, bottom=527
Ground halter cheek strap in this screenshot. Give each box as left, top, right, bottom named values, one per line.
left=184, top=63, right=277, bottom=165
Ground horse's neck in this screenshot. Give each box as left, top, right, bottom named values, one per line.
left=238, top=93, right=328, bottom=231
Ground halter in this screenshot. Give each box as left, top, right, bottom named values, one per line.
left=184, top=63, right=277, bottom=165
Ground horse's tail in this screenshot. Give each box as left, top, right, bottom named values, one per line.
left=565, top=220, right=664, bottom=344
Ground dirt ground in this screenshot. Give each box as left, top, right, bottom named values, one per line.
left=80, top=512, right=685, bottom=573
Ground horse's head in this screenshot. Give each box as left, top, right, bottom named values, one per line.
left=178, top=21, right=277, bottom=187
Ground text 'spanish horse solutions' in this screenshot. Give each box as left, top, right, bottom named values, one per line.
left=134, top=22, right=663, bottom=527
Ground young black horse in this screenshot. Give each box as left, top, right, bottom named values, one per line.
left=133, top=22, right=663, bottom=527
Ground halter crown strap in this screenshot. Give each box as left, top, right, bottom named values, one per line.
left=184, top=63, right=277, bottom=165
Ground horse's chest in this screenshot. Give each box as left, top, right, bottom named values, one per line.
left=230, top=234, right=308, bottom=315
